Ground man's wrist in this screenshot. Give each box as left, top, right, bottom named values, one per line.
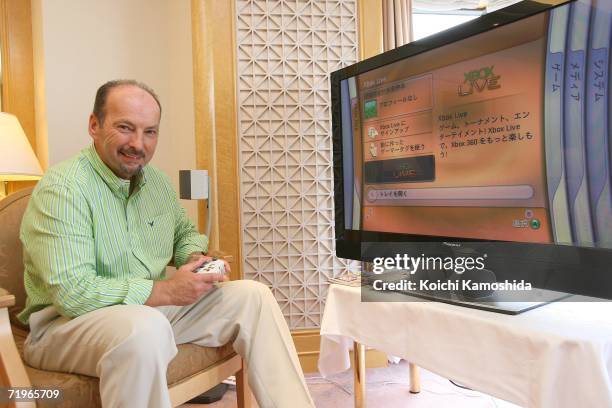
left=145, top=280, right=172, bottom=307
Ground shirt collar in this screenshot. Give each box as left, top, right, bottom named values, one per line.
left=83, top=144, right=147, bottom=199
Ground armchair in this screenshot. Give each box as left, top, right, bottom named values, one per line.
left=0, top=187, right=251, bottom=407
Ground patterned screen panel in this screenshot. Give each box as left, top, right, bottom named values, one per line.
left=236, top=0, right=360, bottom=329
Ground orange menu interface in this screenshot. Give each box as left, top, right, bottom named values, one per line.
left=356, top=38, right=552, bottom=243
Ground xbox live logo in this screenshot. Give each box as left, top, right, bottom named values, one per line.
left=458, top=65, right=501, bottom=96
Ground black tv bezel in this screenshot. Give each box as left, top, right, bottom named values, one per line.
left=331, top=0, right=574, bottom=262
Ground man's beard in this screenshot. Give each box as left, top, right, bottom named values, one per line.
left=119, top=163, right=143, bottom=179
left=118, top=147, right=145, bottom=178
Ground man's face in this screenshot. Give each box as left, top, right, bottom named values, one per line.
left=88, top=85, right=160, bottom=180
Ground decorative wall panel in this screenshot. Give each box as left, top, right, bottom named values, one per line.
left=236, top=0, right=360, bottom=329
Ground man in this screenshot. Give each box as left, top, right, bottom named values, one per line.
left=18, top=80, right=315, bottom=408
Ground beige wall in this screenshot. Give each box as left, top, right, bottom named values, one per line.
left=31, top=0, right=199, bottom=224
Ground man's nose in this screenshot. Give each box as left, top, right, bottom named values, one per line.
left=128, top=131, right=145, bottom=151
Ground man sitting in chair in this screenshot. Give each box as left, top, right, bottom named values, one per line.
left=17, top=80, right=315, bottom=408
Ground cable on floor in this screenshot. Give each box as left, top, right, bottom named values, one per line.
left=305, top=376, right=488, bottom=400
left=305, top=376, right=352, bottom=395
left=378, top=380, right=487, bottom=399
left=449, top=379, right=473, bottom=390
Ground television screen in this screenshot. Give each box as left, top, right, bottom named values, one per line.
left=331, top=0, right=612, bottom=305
left=335, top=0, right=610, bottom=248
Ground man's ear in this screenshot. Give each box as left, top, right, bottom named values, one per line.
left=88, top=113, right=100, bottom=139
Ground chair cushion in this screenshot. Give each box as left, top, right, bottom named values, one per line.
left=13, top=326, right=236, bottom=407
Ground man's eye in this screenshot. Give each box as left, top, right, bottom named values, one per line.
left=118, top=125, right=131, bottom=131
left=146, top=130, right=158, bottom=137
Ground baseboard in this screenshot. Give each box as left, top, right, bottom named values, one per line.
left=292, top=329, right=388, bottom=373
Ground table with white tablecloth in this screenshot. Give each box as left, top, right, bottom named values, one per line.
left=318, top=284, right=612, bottom=407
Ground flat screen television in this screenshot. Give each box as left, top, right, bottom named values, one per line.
left=331, top=0, right=612, bottom=310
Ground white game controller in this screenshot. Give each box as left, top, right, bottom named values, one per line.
left=195, top=259, right=226, bottom=276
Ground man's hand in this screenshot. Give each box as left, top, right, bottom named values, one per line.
left=145, top=258, right=227, bottom=307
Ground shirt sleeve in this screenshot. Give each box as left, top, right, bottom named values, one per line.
left=21, top=184, right=154, bottom=318
left=172, top=196, right=209, bottom=268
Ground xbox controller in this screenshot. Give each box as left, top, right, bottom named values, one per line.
left=195, top=259, right=226, bottom=275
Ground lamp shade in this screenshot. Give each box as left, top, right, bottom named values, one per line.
left=0, top=112, right=43, bottom=181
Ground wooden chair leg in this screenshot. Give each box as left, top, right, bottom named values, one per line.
left=353, top=341, right=366, bottom=408
left=236, top=358, right=252, bottom=408
left=409, top=362, right=421, bottom=394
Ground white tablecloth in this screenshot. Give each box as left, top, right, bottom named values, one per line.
left=318, top=284, right=612, bottom=407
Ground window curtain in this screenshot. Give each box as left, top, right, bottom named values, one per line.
left=382, top=0, right=521, bottom=51
left=382, top=0, right=414, bottom=51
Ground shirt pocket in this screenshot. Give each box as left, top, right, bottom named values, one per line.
left=140, top=211, right=175, bottom=260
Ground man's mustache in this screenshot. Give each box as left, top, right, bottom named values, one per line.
left=119, top=148, right=145, bottom=158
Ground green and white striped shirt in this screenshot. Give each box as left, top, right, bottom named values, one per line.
left=18, top=145, right=208, bottom=323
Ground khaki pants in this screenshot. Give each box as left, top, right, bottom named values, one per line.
left=24, top=280, right=314, bottom=408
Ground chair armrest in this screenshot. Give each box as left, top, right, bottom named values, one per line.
left=207, top=250, right=234, bottom=264
left=0, top=287, right=15, bottom=308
